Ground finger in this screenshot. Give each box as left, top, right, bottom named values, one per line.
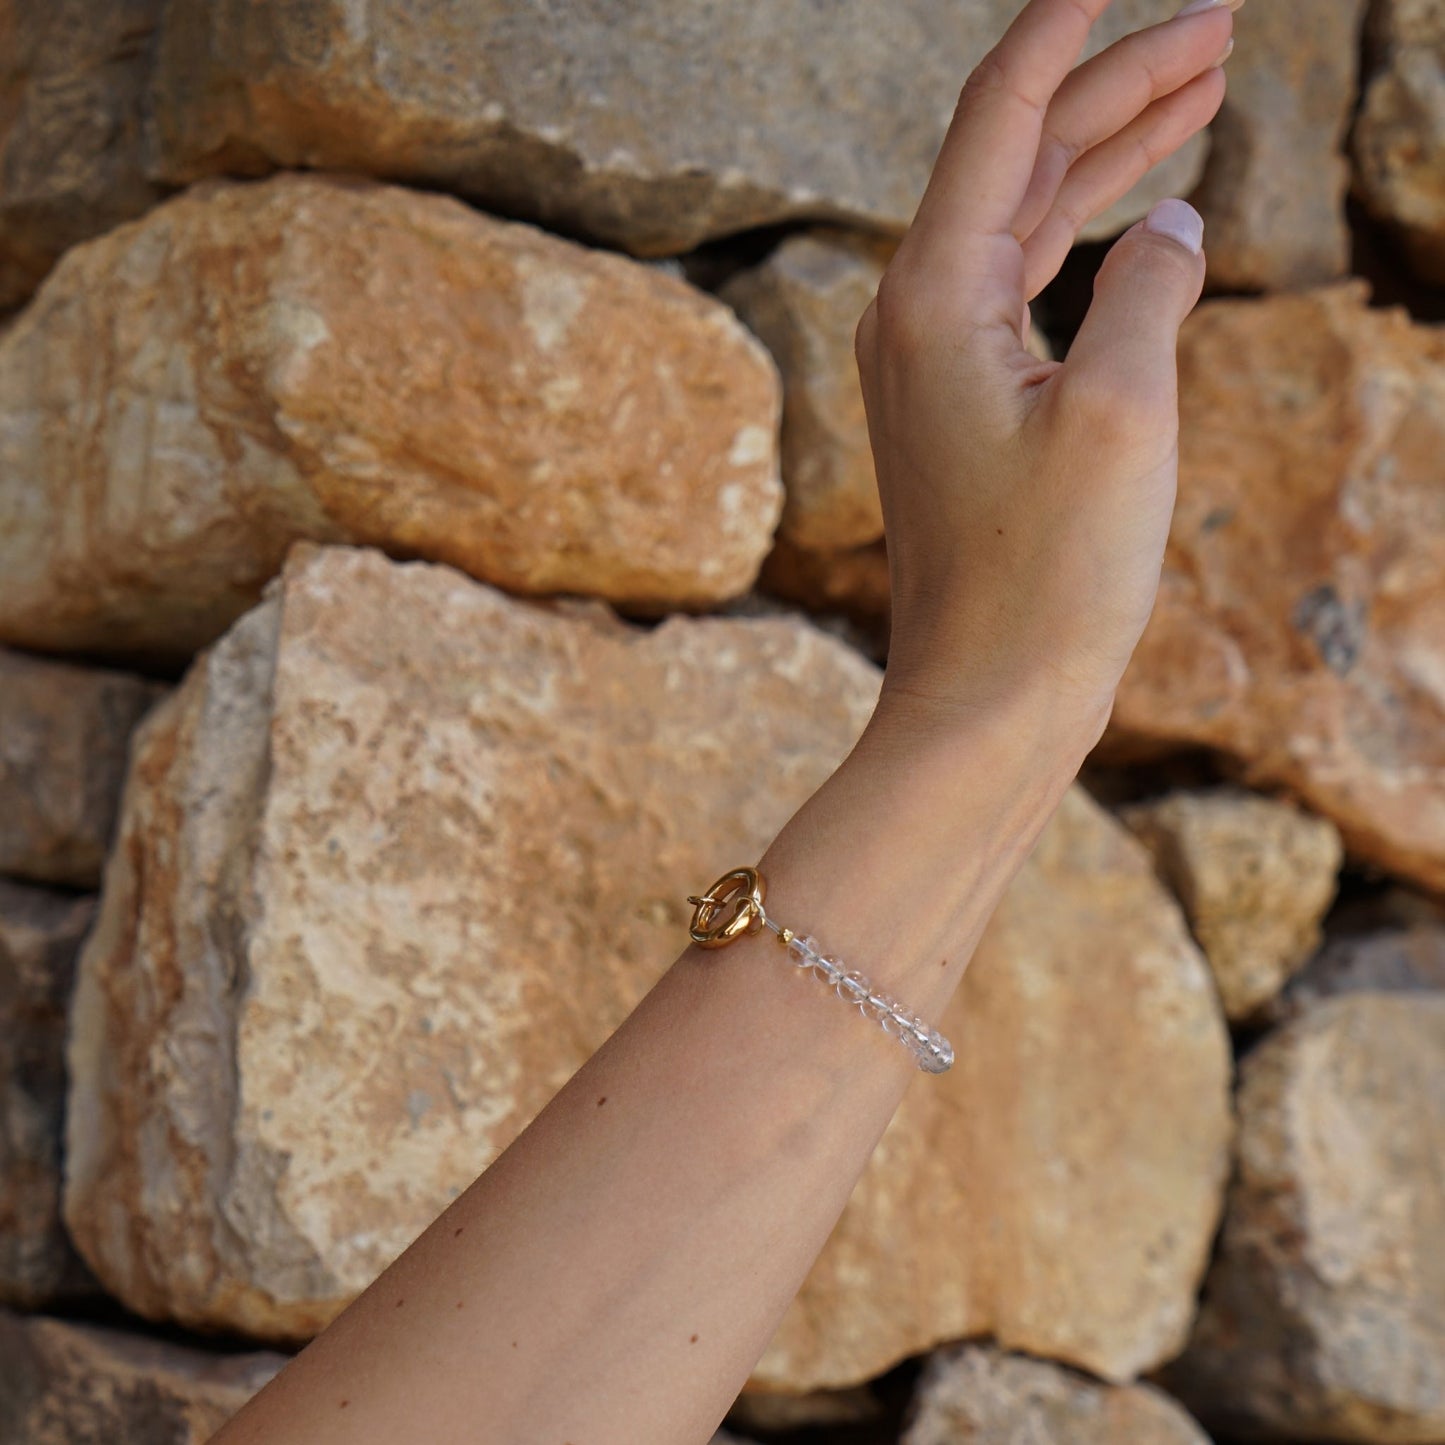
left=908, top=0, right=1114, bottom=258
left=1010, top=5, right=1234, bottom=241
left=1020, top=66, right=1226, bottom=299
left=1062, top=199, right=1206, bottom=429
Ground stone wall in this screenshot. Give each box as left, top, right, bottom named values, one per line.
left=1, top=2, right=1442, bottom=1442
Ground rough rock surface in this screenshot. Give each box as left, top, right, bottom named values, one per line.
left=1270, top=922, right=1445, bottom=1025
left=902, top=1344, right=1210, bottom=1445
left=1193, top=0, right=1368, bottom=290
left=0, top=1308, right=284, bottom=1444
left=0, top=650, right=164, bottom=888
left=66, top=544, right=1231, bottom=1390
left=0, top=881, right=97, bottom=1308
left=1106, top=285, right=1445, bottom=894
left=1168, top=995, right=1445, bottom=1442
left=0, top=0, right=163, bottom=310
left=1120, top=788, right=1343, bottom=1020
left=723, top=231, right=892, bottom=551
left=0, top=174, right=782, bottom=662
left=1354, top=0, right=1445, bottom=284
left=146, top=0, right=1203, bottom=257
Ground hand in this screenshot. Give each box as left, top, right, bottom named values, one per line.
left=856, top=0, right=1234, bottom=745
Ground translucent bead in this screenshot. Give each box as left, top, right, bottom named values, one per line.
left=787, top=934, right=820, bottom=967
left=813, top=954, right=844, bottom=983
left=836, top=972, right=869, bottom=1004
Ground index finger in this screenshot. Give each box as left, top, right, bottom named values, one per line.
left=910, top=0, right=1117, bottom=256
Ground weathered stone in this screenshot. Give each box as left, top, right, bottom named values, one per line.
left=1105, top=284, right=1445, bottom=895
left=758, top=537, right=893, bottom=639
left=729, top=1383, right=882, bottom=1433
left=1354, top=0, right=1445, bottom=285
left=0, top=880, right=97, bottom=1308
left=1120, top=788, right=1343, bottom=1020
left=1192, top=0, right=1368, bottom=290
left=1270, top=922, right=1445, bottom=1025
left=0, top=1308, right=284, bottom=1444
left=0, top=174, right=782, bottom=663
left=66, top=546, right=1232, bottom=1391
left=903, top=1344, right=1210, bottom=1445
left=723, top=231, right=892, bottom=551
left=0, top=650, right=164, bottom=888
left=0, top=0, right=164, bottom=310
left=1168, top=995, right=1445, bottom=1442
left=146, top=0, right=1204, bottom=258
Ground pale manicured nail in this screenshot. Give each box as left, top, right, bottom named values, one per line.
left=1175, top=0, right=1242, bottom=15
left=1214, top=36, right=1235, bottom=64
left=1144, top=198, right=1205, bottom=255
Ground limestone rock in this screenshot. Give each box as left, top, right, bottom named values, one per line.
left=0, top=1308, right=284, bottom=1444
left=0, top=881, right=97, bottom=1308
left=1120, top=788, right=1343, bottom=1020
left=1106, top=285, right=1445, bottom=895
left=723, top=231, right=891, bottom=551
left=1192, top=0, right=1368, bottom=290
left=66, top=548, right=1232, bottom=1391
left=0, top=0, right=163, bottom=310
left=1167, top=995, right=1445, bottom=1442
left=0, top=650, right=164, bottom=888
left=903, top=1344, right=1210, bottom=1445
left=0, top=174, right=782, bottom=662
left=1271, top=922, right=1445, bottom=1025
left=1354, top=0, right=1445, bottom=284
left=146, top=0, right=1204, bottom=258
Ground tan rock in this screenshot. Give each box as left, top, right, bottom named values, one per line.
left=723, top=231, right=891, bottom=551
left=146, top=0, right=1203, bottom=258
left=1106, top=284, right=1445, bottom=895
left=66, top=546, right=1232, bottom=1390
left=1354, top=0, right=1445, bottom=285
left=0, top=1308, right=284, bottom=1444
left=0, top=880, right=97, bottom=1308
left=1167, top=995, right=1445, bottom=1442
left=0, top=174, right=782, bottom=662
left=728, top=1383, right=882, bottom=1433
left=724, top=231, right=1053, bottom=555
left=903, top=1344, right=1210, bottom=1445
left=758, top=536, right=892, bottom=639
left=0, top=0, right=163, bottom=310
left=1121, top=788, right=1343, bottom=1020
left=1192, top=0, right=1368, bottom=290
left=0, top=649, right=164, bottom=887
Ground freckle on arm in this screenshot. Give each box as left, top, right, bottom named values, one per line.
left=596, top=1096, right=607, bottom=1107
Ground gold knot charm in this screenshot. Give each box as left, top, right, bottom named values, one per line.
left=686, top=866, right=766, bottom=948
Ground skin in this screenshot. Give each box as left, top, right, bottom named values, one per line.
left=210, top=0, right=1237, bottom=1440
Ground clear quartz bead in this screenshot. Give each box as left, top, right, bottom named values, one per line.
left=836, top=971, right=869, bottom=1005
left=787, top=933, right=820, bottom=967
left=814, top=954, right=843, bottom=983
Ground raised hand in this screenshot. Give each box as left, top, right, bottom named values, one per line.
left=857, top=0, right=1235, bottom=743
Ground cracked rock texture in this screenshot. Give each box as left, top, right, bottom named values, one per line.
left=0, top=174, right=782, bottom=663
left=65, top=544, right=1231, bottom=1391
left=1167, top=994, right=1445, bottom=1442
left=145, top=0, right=1204, bottom=257
left=1107, top=284, right=1445, bottom=894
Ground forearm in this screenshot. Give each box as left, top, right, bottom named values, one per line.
left=212, top=692, right=1099, bottom=1445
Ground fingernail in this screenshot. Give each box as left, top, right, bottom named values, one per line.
left=1214, top=36, right=1235, bottom=64
left=1175, top=0, right=1242, bottom=15
left=1144, top=199, right=1205, bottom=254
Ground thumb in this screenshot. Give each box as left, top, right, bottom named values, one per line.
left=1063, top=199, right=1207, bottom=419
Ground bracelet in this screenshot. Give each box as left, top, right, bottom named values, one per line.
left=685, top=866, right=954, bottom=1074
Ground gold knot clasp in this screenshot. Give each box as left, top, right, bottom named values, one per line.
left=686, top=866, right=766, bottom=948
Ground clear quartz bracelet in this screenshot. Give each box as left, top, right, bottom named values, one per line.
left=686, top=866, right=954, bottom=1075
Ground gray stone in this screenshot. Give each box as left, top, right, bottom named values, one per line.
left=0, top=649, right=164, bottom=888
left=0, top=880, right=97, bottom=1308
left=1168, top=995, right=1445, bottom=1442
left=0, top=1308, right=284, bottom=1445
left=147, top=0, right=1205, bottom=257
